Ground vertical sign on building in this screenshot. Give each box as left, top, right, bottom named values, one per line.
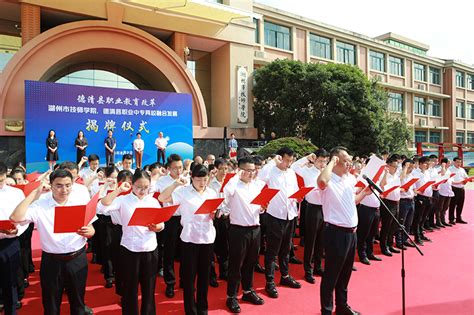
left=237, top=66, right=248, bottom=123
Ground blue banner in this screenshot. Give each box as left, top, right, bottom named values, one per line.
left=25, top=80, right=193, bottom=172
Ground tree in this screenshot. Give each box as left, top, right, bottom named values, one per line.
left=252, top=59, right=411, bottom=155
left=257, top=137, right=317, bottom=158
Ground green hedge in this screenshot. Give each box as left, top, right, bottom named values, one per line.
left=257, top=137, right=317, bottom=158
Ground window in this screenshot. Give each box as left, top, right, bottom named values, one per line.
left=415, top=130, right=427, bottom=143
left=389, top=56, right=403, bottom=76
left=336, top=41, right=356, bottom=65
left=309, top=34, right=332, bottom=59
left=456, top=71, right=465, bottom=88
left=414, top=96, right=426, bottom=115
left=456, top=131, right=465, bottom=144
left=429, top=131, right=441, bottom=143
left=264, top=21, right=291, bottom=50
left=388, top=92, right=403, bottom=112
left=456, top=101, right=465, bottom=118
left=429, top=67, right=441, bottom=85
left=414, top=63, right=426, bottom=81
left=468, top=132, right=474, bottom=144
left=429, top=99, right=441, bottom=117
left=370, top=50, right=385, bottom=72
left=254, top=18, right=260, bottom=43
left=468, top=74, right=474, bottom=90
left=468, top=103, right=474, bottom=119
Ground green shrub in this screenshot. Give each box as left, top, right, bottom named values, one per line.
left=257, top=137, right=317, bottom=158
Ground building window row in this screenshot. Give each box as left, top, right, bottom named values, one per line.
left=388, top=92, right=403, bottom=112
left=458, top=102, right=474, bottom=119
left=370, top=50, right=385, bottom=72
left=264, top=21, right=291, bottom=51
left=414, top=96, right=441, bottom=116
left=415, top=130, right=441, bottom=143
left=456, top=71, right=474, bottom=89
left=389, top=56, right=404, bottom=76
left=309, top=34, right=332, bottom=60
left=336, top=41, right=356, bottom=65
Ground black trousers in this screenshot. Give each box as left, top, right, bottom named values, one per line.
left=163, top=216, right=182, bottom=286
left=380, top=200, right=399, bottom=248
left=320, top=225, right=356, bottom=315
left=214, top=216, right=230, bottom=278
left=181, top=242, right=213, bottom=315
left=449, top=187, right=465, bottom=222
left=299, top=200, right=308, bottom=238
left=120, top=246, right=158, bottom=315
left=97, top=215, right=114, bottom=281
left=304, top=203, right=324, bottom=274
left=356, top=204, right=378, bottom=259
left=110, top=224, right=123, bottom=295
left=157, top=149, right=166, bottom=164
left=413, top=196, right=431, bottom=241
left=0, top=238, right=21, bottom=315
left=226, top=225, right=261, bottom=298
left=40, top=247, right=88, bottom=315
left=437, top=195, right=451, bottom=224
left=264, top=214, right=294, bottom=283
left=105, top=151, right=114, bottom=165
left=18, top=223, right=34, bottom=277
left=428, top=191, right=439, bottom=226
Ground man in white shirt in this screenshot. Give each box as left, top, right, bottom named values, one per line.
left=155, top=131, right=168, bottom=165
left=291, top=149, right=329, bottom=283
left=437, top=158, right=454, bottom=226
left=412, top=156, right=433, bottom=245
left=258, top=147, right=301, bottom=299
left=133, top=132, right=145, bottom=169
left=78, top=154, right=100, bottom=182
left=10, top=169, right=96, bottom=315
left=448, top=157, right=469, bottom=224
left=397, top=159, right=417, bottom=248
left=317, top=146, right=369, bottom=315
left=224, top=157, right=265, bottom=313
left=120, top=154, right=135, bottom=174
left=0, top=163, right=27, bottom=313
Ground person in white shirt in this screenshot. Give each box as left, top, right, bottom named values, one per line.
left=427, top=154, right=441, bottom=230
left=155, top=131, right=168, bottom=165
left=10, top=169, right=96, bottom=315
left=78, top=154, right=100, bottom=183
left=154, top=154, right=186, bottom=298
left=224, top=157, right=266, bottom=313
left=133, top=132, right=145, bottom=169
left=448, top=157, right=469, bottom=224
left=317, top=146, right=370, bottom=315
left=397, top=159, right=417, bottom=248
left=0, top=163, right=27, bottom=313
left=99, top=169, right=164, bottom=315
left=437, top=158, right=454, bottom=227
left=379, top=156, right=402, bottom=256
left=120, top=154, right=135, bottom=174
left=412, top=156, right=433, bottom=245
left=258, top=147, right=301, bottom=299
left=291, top=149, right=329, bottom=283
left=159, top=164, right=217, bottom=315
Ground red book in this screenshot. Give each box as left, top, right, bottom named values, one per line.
left=0, top=220, right=15, bottom=230
left=463, top=176, right=474, bottom=184
left=12, top=181, right=42, bottom=197
left=75, top=177, right=85, bottom=185
left=107, top=189, right=132, bottom=196
left=400, top=178, right=419, bottom=191
left=289, top=187, right=314, bottom=200
left=433, top=178, right=449, bottom=187
left=194, top=198, right=225, bottom=214
left=295, top=173, right=305, bottom=189
left=417, top=181, right=436, bottom=194
left=128, top=205, right=180, bottom=226
left=53, top=193, right=99, bottom=233
left=220, top=173, right=236, bottom=193
left=355, top=181, right=366, bottom=189
left=381, top=185, right=399, bottom=198
left=25, top=171, right=40, bottom=182
left=251, top=188, right=280, bottom=206
left=153, top=191, right=161, bottom=200
left=372, top=165, right=386, bottom=183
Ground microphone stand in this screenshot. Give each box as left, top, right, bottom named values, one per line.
left=367, top=184, right=423, bottom=315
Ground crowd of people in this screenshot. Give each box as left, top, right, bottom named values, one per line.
left=0, top=144, right=471, bottom=315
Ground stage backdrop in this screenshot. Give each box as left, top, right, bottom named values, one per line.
left=25, top=80, right=193, bottom=172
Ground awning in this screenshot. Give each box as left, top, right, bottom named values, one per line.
left=122, top=0, right=261, bottom=24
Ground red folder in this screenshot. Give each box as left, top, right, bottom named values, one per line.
left=75, top=177, right=85, bottom=185
left=25, top=171, right=40, bottom=182
left=372, top=165, right=387, bottom=183
left=295, top=173, right=305, bottom=189
left=153, top=191, right=161, bottom=200
left=0, top=220, right=15, bottom=230
left=433, top=178, right=449, bottom=187
left=128, top=205, right=180, bottom=226
left=463, top=176, right=474, bottom=184
left=220, top=173, right=236, bottom=193
left=355, top=181, right=366, bottom=189
left=400, top=178, right=419, bottom=191
left=107, top=189, right=132, bottom=196
left=381, top=185, right=399, bottom=198
left=12, top=180, right=42, bottom=197
left=417, top=181, right=436, bottom=194
left=251, top=188, right=280, bottom=206
left=194, top=198, right=225, bottom=214
left=289, top=187, right=314, bottom=200
left=54, top=193, right=99, bottom=233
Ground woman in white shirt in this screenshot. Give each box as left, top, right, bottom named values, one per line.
left=159, top=164, right=218, bottom=315
left=99, top=169, right=164, bottom=315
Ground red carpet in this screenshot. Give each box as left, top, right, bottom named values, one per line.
left=20, top=191, right=474, bottom=314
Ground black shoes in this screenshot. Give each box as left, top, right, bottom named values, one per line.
left=381, top=247, right=392, bottom=256
left=421, top=235, right=432, bottom=242
left=85, top=305, right=94, bottom=315
left=289, top=256, right=303, bottom=264
left=165, top=284, right=175, bottom=298
left=359, top=257, right=371, bottom=265
left=304, top=272, right=315, bottom=284
left=157, top=268, right=164, bottom=277
left=209, top=278, right=219, bottom=288
left=280, top=275, right=301, bottom=288
left=313, top=267, right=324, bottom=277
left=105, top=279, right=113, bottom=289
left=388, top=246, right=400, bottom=254
left=367, top=254, right=382, bottom=261
left=265, top=282, right=278, bottom=298
left=403, top=241, right=415, bottom=248
left=242, top=290, right=264, bottom=305
left=395, top=244, right=407, bottom=250
left=226, top=298, right=241, bottom=313
left=255, top=263, right=265, bottom=274
left=336, top=305, right=361, bottom=315
left=456, top=219, right=468, bottom=224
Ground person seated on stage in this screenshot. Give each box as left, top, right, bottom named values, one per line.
left=159, top=164, right=217, bottom=315
left=10, top=169, right=96, bottom=315
left=99, top=169, right=164, bottom=315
